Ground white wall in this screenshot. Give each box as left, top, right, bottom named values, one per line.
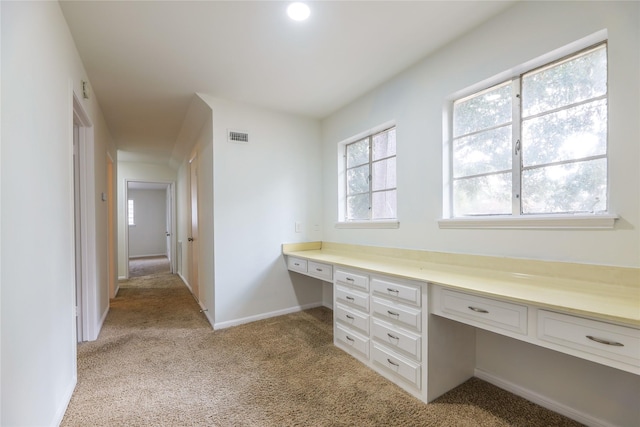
left=205, top=96, right=324, bottom=326
left=117, top=161, right=176, bottom=278
left=321, top=0, right=640, bottom=268
left=175, top=95, right=324, bottom=327
left=1, top=1, right=116, bottom=425
left=128, top=189, right=167, bottom=257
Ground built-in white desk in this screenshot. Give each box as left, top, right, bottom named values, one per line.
left=283, top=241, right=640, bottom=427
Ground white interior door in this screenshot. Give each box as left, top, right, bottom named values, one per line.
left=165, top=185, right=172, bottom=273
left=189, top=158, right=200, bottom=301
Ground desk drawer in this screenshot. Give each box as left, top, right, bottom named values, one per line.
left=335, top=269, right=369, bottom=291
left=287, top=256, right=307, bottom=274
left=372, top=277, right=421, bottom=307
left=336, top=324, right=369, bottom=359
left=439, top=289, right=527, bottom=335
left=307, top=261, right=333, bottom=281
left=335, top=302, right=369, bottom=334
left=538, top=310, right=640, bottom=367
left=372, top=297, right=421, bottom=332
left=372, top=343, right=421, bottom=389
left=335, top=285, right=369, bottom=312
left=372, top=319, right=421, bottom=361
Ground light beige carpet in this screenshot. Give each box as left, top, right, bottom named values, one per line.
left=62, top=272, right=583, bottom=426
left=128, top=256, right=171, bottom=278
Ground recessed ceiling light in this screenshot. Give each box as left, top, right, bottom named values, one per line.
left=287, top=2, right=310, bottom=21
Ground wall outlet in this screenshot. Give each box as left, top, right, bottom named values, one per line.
left=295, top=222, right=302, bottom=233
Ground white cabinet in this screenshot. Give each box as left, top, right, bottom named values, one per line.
left=333, top=269, right=426, bottom=400
left=431, top=284, right=640, bottom=375
left=371, top=343, right=421, bottom=389
left=286, top=255, right=333, bottom=282
left=333, top=268, right=370, bottom=363
left=372, top=318, right=421, bottom=360
left=538, top=310, right=640, bottom=369
left=287, top=256, right=307, bottom=274
left=369, top=275, right=424, bottom=397
left=308, top=261, right=333, bottom=282
left=436, top=288, right=527, bottom=335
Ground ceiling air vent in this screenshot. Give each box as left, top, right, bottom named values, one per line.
left=228, top=130, right=249, bottom=144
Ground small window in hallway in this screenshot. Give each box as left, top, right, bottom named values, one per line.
left=128, top=199, right=135, bottom=226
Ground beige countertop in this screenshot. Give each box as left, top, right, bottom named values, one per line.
left=283, top=242, right=640, bottom=327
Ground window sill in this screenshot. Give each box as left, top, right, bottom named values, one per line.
left=335, top=220, right=400, bottom=229
left=438, top=214, right=618, bottom=230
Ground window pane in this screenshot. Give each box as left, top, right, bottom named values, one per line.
left=522, top=158, right=606, bottom=214
left=453, top=126, right=511, bottom=178
left=373, top=128, right=396, bottom=160
left=127, top=199, right=134, bottom=225
left=372, top=157, right=396, bottom=191
left=347, top=164, right=369, bottom=195
left=522, top=99, right=606, bottom=167
left=346, top=138, right=369, bottom=168
left=347, top=194, right=370, bottom=220
left=453, top=173, right=511, bottom=216
left=522, top=45, right=607, bottom=117
left=372, top=190, right=397, bottom=220
left=453, top=83, right=512, bottom=137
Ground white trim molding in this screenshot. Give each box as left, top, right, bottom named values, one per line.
left=438, top=214, right=618, bottom=230
left=335, top=220, right=400, bottom=229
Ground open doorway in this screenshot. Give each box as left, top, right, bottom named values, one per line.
left=125, top=181, right=175, bottom=279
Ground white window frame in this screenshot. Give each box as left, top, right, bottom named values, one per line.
left=440, top=30, right=617, bottom=230
left=336, top=122, right=399, bottom=229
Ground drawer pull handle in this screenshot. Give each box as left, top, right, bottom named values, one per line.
left=387, top=310, right=400, bottom=317
left=346, top=277, right=355, bottom=282
left=345, top=314, right=354, bottom=320
left=387, top=333, right=399, bottom=340
left=294, top=263, right=300, bottom=266
left=346, top=296, right=355, bottom=301
left=387, top=358, right=400, bottom=367
left=316, top=268, right=323, bottom=272
left=346, top=335, right=355, bottom=342
left=586, top=335, right=624, bottom=347
left=387, top=288, right=399, bottom=293
left=468, top=306, right=489, bottom=314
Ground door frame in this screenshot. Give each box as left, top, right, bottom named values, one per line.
left=72, top=91, right=98, bottom=342
left=123, top=180, right=176, bottom=279
left=188, top=155, right=200, bottom=302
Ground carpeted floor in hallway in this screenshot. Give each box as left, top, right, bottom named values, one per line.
left=61, top=272, right=583, bottom=426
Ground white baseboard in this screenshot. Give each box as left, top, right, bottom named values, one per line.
left=53, top=375, right=77, bottom=427
left=118, top=275, right=126, bottom=281
left=475, top=369, right=614, bottom=427
left=214, top=302, right=324, bottom=330
left=177, top=272, right=191, bottom=292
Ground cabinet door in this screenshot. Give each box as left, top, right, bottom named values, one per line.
left=372, top=297, right=421, bottom=331
left=287, top=256, right=307, bottom=274
left=336, top=285, right=369, bottom=312
left=371, top=277, right=422, bottom=307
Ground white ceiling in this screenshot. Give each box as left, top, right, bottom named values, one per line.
left=60, top=0, right=516, bottom=166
